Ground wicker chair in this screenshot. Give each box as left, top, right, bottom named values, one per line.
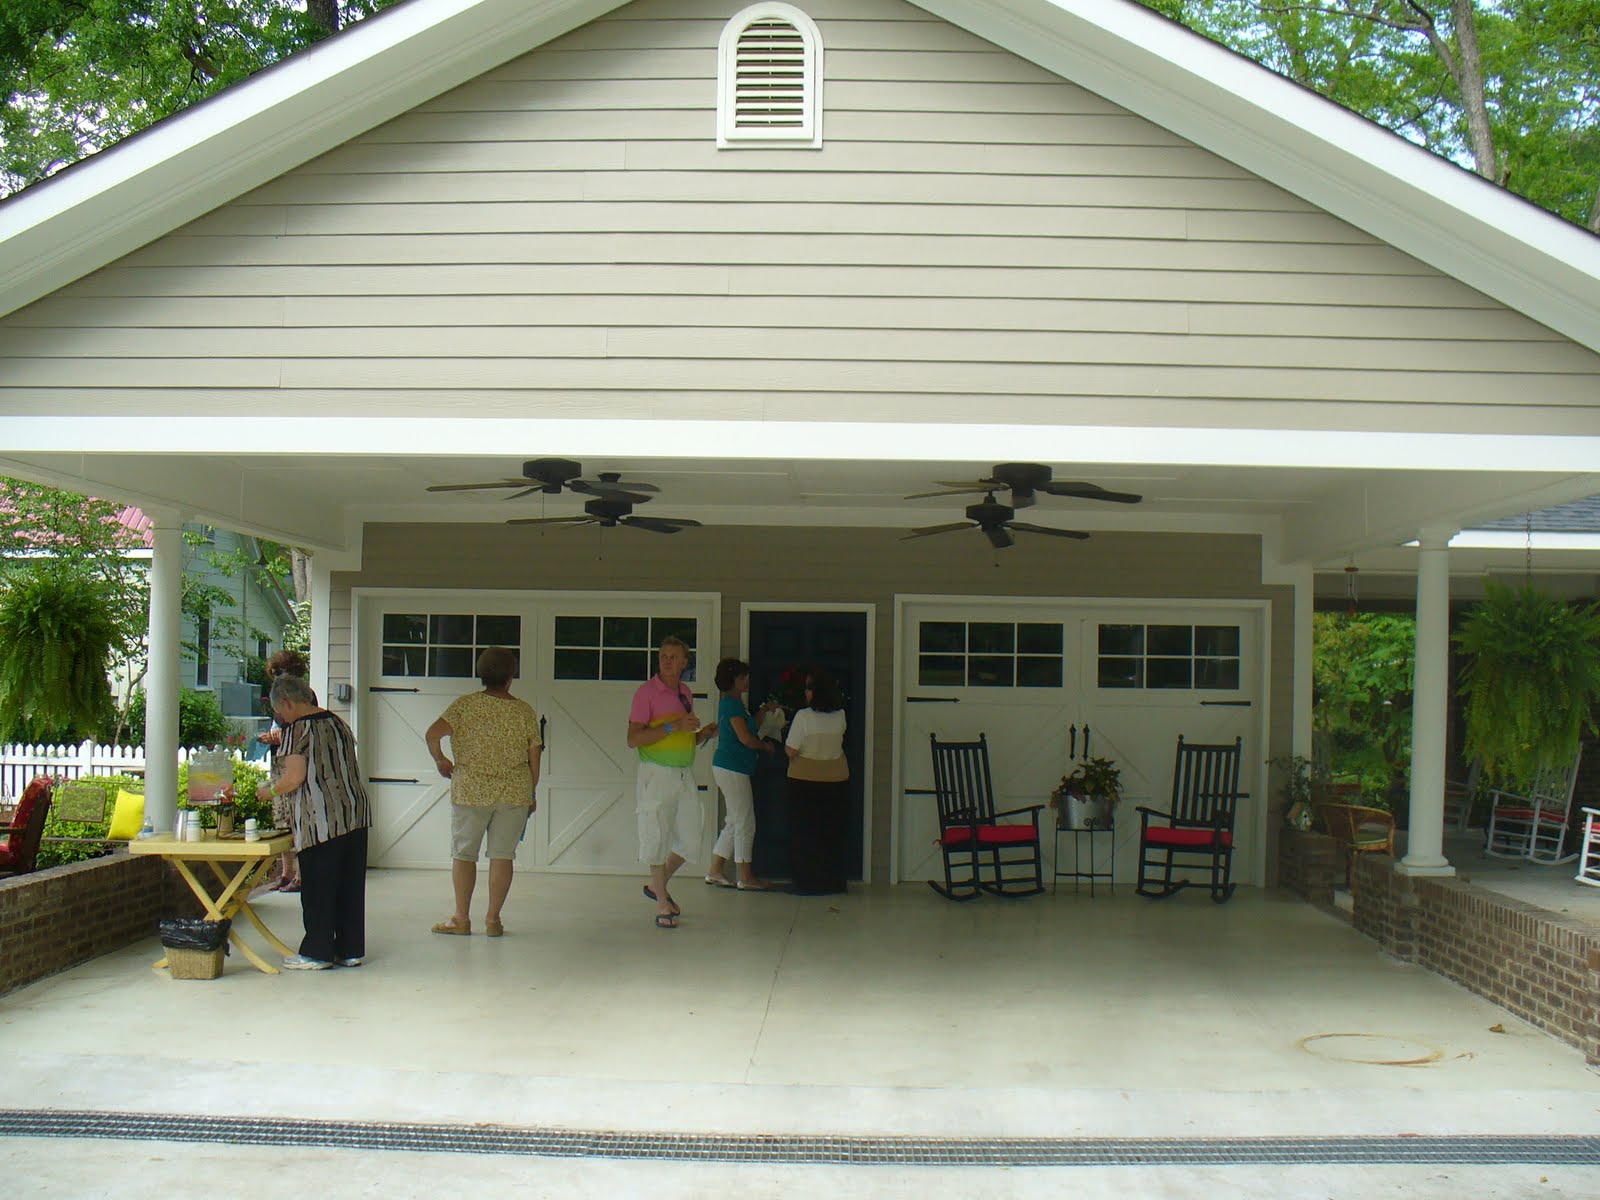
left=1316, top=802, right=1396, bottom=886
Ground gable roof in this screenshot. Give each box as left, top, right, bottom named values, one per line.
left=2, top=0, right=1598, bottom=352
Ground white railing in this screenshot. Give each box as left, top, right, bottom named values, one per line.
left=0, top=741, right=245, bottom=799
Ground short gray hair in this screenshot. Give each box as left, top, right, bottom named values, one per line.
left=270, top=673, right=318, bottom=708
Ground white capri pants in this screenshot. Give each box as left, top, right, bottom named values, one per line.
left=711, top=765, right=756, bottom=863
left=636, top=761, right=702, bottom=865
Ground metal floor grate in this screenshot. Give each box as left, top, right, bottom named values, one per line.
left=3, top=1110, right=1598, bottom=1167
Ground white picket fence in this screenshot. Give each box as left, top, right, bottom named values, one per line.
left=0, top=741, right=245, bottom=800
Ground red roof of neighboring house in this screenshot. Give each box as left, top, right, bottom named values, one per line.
left=115, top=506, right=154, bottom=548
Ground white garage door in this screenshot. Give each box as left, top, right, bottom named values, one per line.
left=895, top=597, right=1266, bottom=887
left=358, top=591, right=719, bottom=871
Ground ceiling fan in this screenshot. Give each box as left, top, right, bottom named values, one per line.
left=901, top=493, right=1090, bottom=550
left=907, top=462, right=1142, bottom=509
left=426, top=458, right=661, bottom=503
left=507, top=496, right=701, bottom=535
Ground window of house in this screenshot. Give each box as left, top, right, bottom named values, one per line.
left=196, top=616, right=211, bottom=687
left=917, top=621, right=1064, bottom=688
left=380, top=613, right=521, bottom=678
left=553, top=616, right=698, bottom=682
left=717, top=3, right=824, bottom=148
left=256, top=637, right=270, bottom=660
left=1096, top=623, right=1241, bottom=690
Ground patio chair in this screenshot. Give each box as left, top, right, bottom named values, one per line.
left=1135, top=735, right=1244, bottom=904
left=1576, top=808, right=1600, bottom=889
left=1442, top=756, right=1482, bottom=832
left=1483, top=749, right=1582, bottom=865
left=1316, top=802, right=1396, bottom=886
left=927, top=733, right=1045, bottom=900
left=0, top=776, right=53, bottom=878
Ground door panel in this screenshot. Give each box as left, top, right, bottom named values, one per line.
left=366, top=683, right=473, bottom=868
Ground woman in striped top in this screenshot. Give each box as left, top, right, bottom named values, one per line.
left=254, top=673, right=373, bottom=970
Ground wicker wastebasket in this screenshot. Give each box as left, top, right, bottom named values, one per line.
left=159, top=917, right=231, bottom=981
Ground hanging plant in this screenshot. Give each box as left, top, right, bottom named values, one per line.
left=0, top=566, right=119, bottom=741
left=1455, top=580, right=1600, bottom=782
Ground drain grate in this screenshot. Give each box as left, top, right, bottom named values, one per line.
left=2, top=1110, right=1598, bottom=1168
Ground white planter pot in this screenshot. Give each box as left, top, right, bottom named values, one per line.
left=1060, top=792, right=1114, bottom=830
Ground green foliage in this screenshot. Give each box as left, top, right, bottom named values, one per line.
left=1455, top=581, right=1600, bottom=780
left=1268, top=753, right=1316, bottom=809
left=1057, top=756, right=1124, bottom=802
left=1313, top=611, right=1416, bottom=806
left=122, top=687, right=233, bottom=749
left=0, top=566, right=119, bottom=742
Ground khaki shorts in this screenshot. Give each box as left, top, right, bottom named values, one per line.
left=450, top=803, right=529, bottom=862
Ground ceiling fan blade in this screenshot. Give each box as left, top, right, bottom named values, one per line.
left=621, top=516, right=701, bottom=534
left=1010, top=522, right=1091, bottom=540
left=900, top=522, right=974, bottom=540
left=906, top=484, right=988, bottom=500
left=503, top=487, right=542, bottom=501
left=571, top=478, right=660, bottom=497
left=425, top=480, right=527, bottom=493
left=1040, top=481, right=1143, bottom=504
left=505, top=516, right=593, bottom=527
left=983, top=525, right=1015, bottom=549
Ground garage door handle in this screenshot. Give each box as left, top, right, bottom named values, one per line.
left=1200, top=700, right=1252, bottom=707
left=906, top=696, right=960, bottom=703
left=369, top=776, right=421, bottom=784
left=905, top=788, right=936, bottom=796
left=369, top=686, right=420, bottom=694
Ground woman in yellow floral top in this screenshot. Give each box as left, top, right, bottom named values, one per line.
left=424, top=647, right=542, bottom=937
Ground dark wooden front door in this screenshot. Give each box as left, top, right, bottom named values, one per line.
left=746, top=609, right=869, bottom=881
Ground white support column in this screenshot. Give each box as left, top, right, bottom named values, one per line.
left=144, top=512, right=184, bottom=834
left=1398, top=527, right=1456, bottom=877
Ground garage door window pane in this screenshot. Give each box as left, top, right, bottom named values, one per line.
left=1147, top=625, right=1192, bottom=656
left=919, top=622, right=965, bottom=653
left=382, top=614, right=427, bottom=644
left=604, top=617, right=650, bottom=648
left=918, top=655, right=964, bottom=686
left=1146, top=657, right=1192, bottom=689
left=1017, top=624, right=1063, bottom=654
left=382, top=646, right=426, bottom=676
left=430, top=614, right=474, bottom=645
left=555, top=616, right=601, bottom=646
left=476, top=615, right=520, bottom=646
left=602, top=649, right=651, bottom=681
left=1195, top=657, right=1240, bottom=689
left=967, top=656, right=1014, bottom=687
left=553, top=648, right=599, bottom=680
left=429, top=647, right=475, bottom=677
left=1099, top=624, right=1143, bottom=655
left=968, top=623, right=1015, bottom=654
left=1017, top=656, right=1063, bottom=687
left=1195, top=625, right=1240, bottom=657
left=651, top=617, right=697, bottom=647
left=1098, top=657, right=1141, bottom=688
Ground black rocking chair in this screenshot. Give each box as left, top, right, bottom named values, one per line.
left=927, top=733, right=1045, bottom=900
left=1136, top=735, right=1245, bottom=904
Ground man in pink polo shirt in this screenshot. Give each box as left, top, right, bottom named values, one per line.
left=627, top=635, right=717, bottom=928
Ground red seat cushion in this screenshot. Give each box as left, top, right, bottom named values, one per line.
left=1144, top=826, right=1232, bottom=848
left=941, top=823, right=1037, bottom=847
left=1494, top=805, right=1568, bottom=826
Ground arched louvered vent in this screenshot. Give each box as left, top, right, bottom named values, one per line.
left=717, top=4, right=823, bottom=148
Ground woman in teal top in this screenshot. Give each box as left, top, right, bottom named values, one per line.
left=706, top=657, right=779, bottom=889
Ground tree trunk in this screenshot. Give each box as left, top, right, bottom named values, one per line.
left=306, top=0, right=340, bottom=36
left=290, top=548, right=312, bottom=604
left=1449, top=0, right=1497, bottom=179
left=1589, top=178, right=1600, bottom=234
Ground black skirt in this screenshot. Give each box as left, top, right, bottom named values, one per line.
left=787, top=776, right=848, bottom=895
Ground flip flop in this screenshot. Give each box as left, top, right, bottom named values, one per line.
left=431, top=917, right=471, bottom=936
left=279, top=881, right=302, bottom=894
left=642, top=884, right=680, bottom=915
left=736, top=879, right=771, bottom=891
left=654, top=913, right=678, bottom=929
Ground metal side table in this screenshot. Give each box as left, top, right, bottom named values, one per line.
left=1054, top=818, right=1115, bottom=896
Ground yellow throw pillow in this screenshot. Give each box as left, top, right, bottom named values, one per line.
left=107, top=789, right=146, bottom=840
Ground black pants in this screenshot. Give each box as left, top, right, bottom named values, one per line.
left=296, top=827, right=368, bottom=962
left=787, top=778, right=848, bottom=895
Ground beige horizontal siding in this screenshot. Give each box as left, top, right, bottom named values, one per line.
left=5, top=0, right=1598, bottom=425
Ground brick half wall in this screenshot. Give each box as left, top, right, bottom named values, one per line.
left=1352, top=853, right=1600, bottom=1065
left=0, top=851, right=202, bottom=996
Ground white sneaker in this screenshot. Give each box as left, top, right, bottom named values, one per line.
left=337, top=956, right=365, bottom=968
left=282, top=954, right=333, bottom=971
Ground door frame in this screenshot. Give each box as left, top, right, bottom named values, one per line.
left=890, top=593, right=1273, bottom=885
left=740, top=601, right=877, bottom=885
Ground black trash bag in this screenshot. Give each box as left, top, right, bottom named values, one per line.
left=159, top=917, right=232, bottom=951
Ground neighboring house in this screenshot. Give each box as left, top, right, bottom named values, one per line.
left=0, top=0, right=1597, bottom=884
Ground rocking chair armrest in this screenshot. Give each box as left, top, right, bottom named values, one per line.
left=992, top=803, right=1045, bottom=821
left=1134, top=805, right=1171, bottom=819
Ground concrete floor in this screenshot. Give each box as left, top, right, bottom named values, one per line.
left=4, top=869, right=1599, bottom=1196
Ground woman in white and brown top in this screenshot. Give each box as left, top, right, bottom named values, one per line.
left=425, top=647, right=542, bottom=938
left=785, top=669, right=849, bottom=895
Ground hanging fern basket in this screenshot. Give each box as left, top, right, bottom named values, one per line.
left=1454, top=581, right=1600, bottom=782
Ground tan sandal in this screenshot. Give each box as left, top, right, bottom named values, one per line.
left=431, top=917, right=471, bottom=936
left=485, top=918, right=504, bottom=938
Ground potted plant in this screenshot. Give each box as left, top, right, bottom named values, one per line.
left=1053, top=756, right=1123, bottom=829
left=1270, top=753, right=1314, bottom=830
left=1455, top=581, right=1600, bottom=781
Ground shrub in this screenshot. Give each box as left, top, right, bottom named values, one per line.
left=122, top=688, right=233, bottom=749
